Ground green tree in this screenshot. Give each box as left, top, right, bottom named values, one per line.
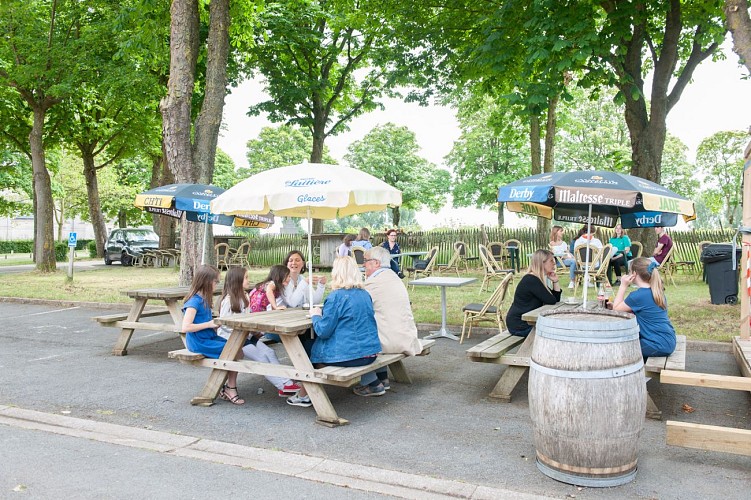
left=696, top=130, right=747, bottom=226
left=0, top=150, right=33, bottom=217
left=445, top=94, right=529, bottom=227
left=0, top=0, right=105, bottom=270
left=240, top=125, right=335, bottom=179
left=245, top=0, right=412, bottom=232
left=212, top=149, right=238, bottom=189
left=345, top=123, right=449, bottom=227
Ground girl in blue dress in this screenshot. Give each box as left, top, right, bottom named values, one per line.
left=182, top=265, right=244, bottom=405
left=613, top=257, right=677, bottom=357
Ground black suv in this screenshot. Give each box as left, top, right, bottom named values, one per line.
left=104, top=228, right=159, bottom=266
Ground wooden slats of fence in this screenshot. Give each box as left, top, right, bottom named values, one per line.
left=225, top=228, right=733, bottom=270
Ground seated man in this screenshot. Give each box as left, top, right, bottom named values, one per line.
left=362, top=246, right=422, bottom=390
left=651, top=226, right=673, bottom=265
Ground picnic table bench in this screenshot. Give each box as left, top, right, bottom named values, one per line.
left=645, top=334, right=687, bottom=419
left=467, top=302, right=688, bottom=419
left=92, top=286, right=221, bottom=356
left=169, top=308, right=434, bottom=427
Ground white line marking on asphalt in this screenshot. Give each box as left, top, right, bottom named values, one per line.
left=6, top=306, right=80, bottom=320
left=30, top=354, right=63, bottom=362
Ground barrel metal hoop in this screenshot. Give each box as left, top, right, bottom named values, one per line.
left=536, top=456, right=637, bottom=488
left=536, top=330, right=639, bottom=343
left=530, top=359, right=644, bottom=379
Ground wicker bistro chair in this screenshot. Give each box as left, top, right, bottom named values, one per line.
left=351, top=246, right=366, bottom=275
left=214, top=243, right=234, bottom=270
left=460, top=273, right=514, bottom=344
left=488, top=241, right=505, bottom=264
left=630, top=241, right=643, bottom=259
left=406, top=246, right=439, bottom=280
left=455, top=240, right=479, bottom=270
left=656, top=245, right=677, bottom=287
left=479, top=244, right=512, bottom=292
left=436, top=246, right=461, bottom=276
left=229, top=242, right=251, bottom=267
left=572, top=244, right=604, bottom=295
left=548, top=243, right=570, bottom=277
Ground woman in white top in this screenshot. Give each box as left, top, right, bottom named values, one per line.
left=549, top=225, right=576, bottom=287
left=573, top=226, right=604, bottom=287
left=280, top=250, right=326, bottom=308
left=337, top=234, right=355, bottom=257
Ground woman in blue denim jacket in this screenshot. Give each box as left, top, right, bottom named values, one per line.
left=285, top=256, right=384, bottom=408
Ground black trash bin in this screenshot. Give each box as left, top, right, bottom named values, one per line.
left=700, top=243, right=741, bottom=305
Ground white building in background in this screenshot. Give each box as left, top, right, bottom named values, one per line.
left=0, top=215, right=100, bottom=241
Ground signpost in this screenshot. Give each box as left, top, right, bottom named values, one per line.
left=67, top=232, right=77, bottom=281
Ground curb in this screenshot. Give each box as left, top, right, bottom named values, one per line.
left=0, top=405, right=550, bottom=500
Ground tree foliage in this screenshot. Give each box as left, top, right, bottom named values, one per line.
left=240, top=125, right=335, bottom=180
left=695, top=130, right=747, bottom=226
left=344, top=123, right=449, bottom=226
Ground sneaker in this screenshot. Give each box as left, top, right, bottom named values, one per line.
left=278, top=382, right=301, bottom=397
left=381, top=379, right=391, bottom=391
left=567, top=282, right=574, bottom=289
left=286, top=394, right=312, bottom=407
left=353, top=383, right=386, bottom=397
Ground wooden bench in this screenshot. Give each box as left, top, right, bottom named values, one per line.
left=169, top=339, right=435, bottom=394
left=466, top=332, right=526, bottom=364
left=93, top=307, right=171, bottom=327
left=644, top=334, right=687, bottom=419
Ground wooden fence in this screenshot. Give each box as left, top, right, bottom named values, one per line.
left=227, top=227, right=735, bottom=270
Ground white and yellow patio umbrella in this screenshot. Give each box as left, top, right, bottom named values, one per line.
left=211, top=163, right=402, bottom=306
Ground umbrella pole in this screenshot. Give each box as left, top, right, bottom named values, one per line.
left=583, top=204, right=592, bottom=307
left=307, top=208, right=314, bottom=309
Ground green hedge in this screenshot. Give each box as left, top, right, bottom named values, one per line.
left=0, top=238, right=93, bottom=254
left=55, top=242, right=68, bottom=262
left=88, top=241, right=97, bottom=258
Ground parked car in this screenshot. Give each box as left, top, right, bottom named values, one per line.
left=104, top=228, right=159, bottom=266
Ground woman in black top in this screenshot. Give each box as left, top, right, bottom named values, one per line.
left=506, top=249, right=562, bottom=337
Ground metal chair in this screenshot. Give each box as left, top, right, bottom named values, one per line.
left=460, top=273, right=514, bottom=344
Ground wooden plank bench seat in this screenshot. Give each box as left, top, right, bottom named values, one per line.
left=169, top=339, right=436, bottom=392
left=466, top=332, right=526, bottom=363
left=644, top=334, right=687, bottom=420
left=92, top=307, right=170, bottom=326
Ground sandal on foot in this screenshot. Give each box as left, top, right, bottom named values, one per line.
left=219, top=384, right=245, bottom=405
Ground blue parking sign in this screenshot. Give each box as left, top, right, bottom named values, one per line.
left=68, top=232, right=77, bottom=247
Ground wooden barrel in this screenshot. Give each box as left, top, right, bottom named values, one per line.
left=529, top=310, right=646, bottom=487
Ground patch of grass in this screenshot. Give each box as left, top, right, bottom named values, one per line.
left=0, top=266, right=740, bottom=342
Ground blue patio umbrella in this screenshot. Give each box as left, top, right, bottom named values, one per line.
left=498, top=170, right=696, bottom=304
left=135, top=184, right=233, bottom=264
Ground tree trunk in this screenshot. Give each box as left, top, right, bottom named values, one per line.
left=161, top=0, right=200, bottom=285
left=30, top=105, right=56, bottom=272
left=191, top=0, right=230, bottom=267
left=538, top=97, right=558, bottom=238
left=497, top=202, right=505, bottom=228
left=726, top=0, right=751, bottom=75
left=530, top=114, right=547, bottom=235
left=150, top=153, right=177, bottom=249
left=391, top=206, right=401, bottom=228
left=81, top=149, right=108, bottom=257
left=310, top=101, right=327, bottom=234
left=118, top=209, right=126, bottom=228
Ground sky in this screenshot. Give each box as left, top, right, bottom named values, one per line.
left=217, top=39, right=751, bottom=232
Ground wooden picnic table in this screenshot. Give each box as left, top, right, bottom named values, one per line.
left=472, top=301, right=596, bottom=401
left=93, top=286, right=220, bottom=356
left=179, top=308, right=433, bottom=427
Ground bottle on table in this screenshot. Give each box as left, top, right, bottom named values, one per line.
left=597, top=283, right=606, bottom=308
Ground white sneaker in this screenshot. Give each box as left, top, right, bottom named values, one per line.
left=567, top=282, right=574, bottom=289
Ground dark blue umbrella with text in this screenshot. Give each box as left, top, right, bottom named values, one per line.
left=498, top=170, right=695, bottom=303
left=135, top=183, right=230, bottom=264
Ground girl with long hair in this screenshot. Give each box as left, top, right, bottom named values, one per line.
left=280, top=250, right=326, bottom=308
left=248, top=264, right=291, bottom=312
left=505, top=249, right=562, bottom=337
left=613, top=257, right=676, bottom=357
left=181, top=265, right=244, bottom=405
left=218, top=267, right=301, bottom=397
